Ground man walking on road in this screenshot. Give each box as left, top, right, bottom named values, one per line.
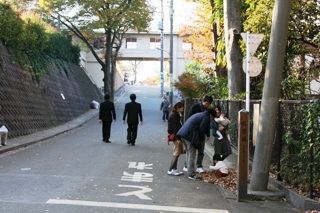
left=123, top=93, right=143, bottom=146
left=99, top=94, right=116, bottom=143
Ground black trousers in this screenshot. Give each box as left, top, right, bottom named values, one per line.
left=102, top=121, right=112, bottom=141
left=127, top=123, right=138, bottom=143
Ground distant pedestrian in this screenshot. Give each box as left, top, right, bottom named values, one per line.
left=99, top=94, right=116, bottom=143
left=167, top=102, right=184, bottom=176
left=177, top=108, right=216, bottom=181
left=123, top=93, right=143, bottom=146
left=0, top=125, right=8, bottom=146
left=160, top=96, right=171, bottom=121
left=183, top=95, right=213, bottom=173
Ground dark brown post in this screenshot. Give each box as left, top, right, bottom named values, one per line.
left=237, top=109, right=249, bottom=201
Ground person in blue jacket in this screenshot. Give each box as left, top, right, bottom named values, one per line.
left=184, top=95, right=213, bottom=173
left=177, top=108, right=216, bottom=181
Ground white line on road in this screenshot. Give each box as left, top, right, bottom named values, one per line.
left=46, top=199, right=229, bottom=213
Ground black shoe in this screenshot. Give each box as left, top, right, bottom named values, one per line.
left=188, top=174, right=201, bottom=181
left=105, top=140, right=111, bottom=143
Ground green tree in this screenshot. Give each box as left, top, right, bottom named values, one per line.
left=244, top=0, right=320, bottom=100
left=38, top=0, right=153, bottom=99
left=173, top=61, right=228, bottom=99
left=181, top=0, right=247, bottom=99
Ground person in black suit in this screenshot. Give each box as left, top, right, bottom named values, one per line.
left=99, top=94, right=116, bottom=143
left=122, top=93, right=143, bottom=146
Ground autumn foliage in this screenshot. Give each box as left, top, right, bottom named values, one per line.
left=173, top=72, right=200, bottom=98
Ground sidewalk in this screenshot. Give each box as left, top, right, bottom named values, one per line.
left=1, top=85, right=319, bottom=212
left=0, top=84, right=127, bottom=155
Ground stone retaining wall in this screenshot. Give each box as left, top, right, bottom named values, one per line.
left=0, top=43, right=103, bottom=139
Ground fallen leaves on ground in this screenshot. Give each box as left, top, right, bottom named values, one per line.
left=200, top=169, right=320, bottom=213
left=200, top=168, right=239, bottom=192
left=304, top=211, right=320, bottom=213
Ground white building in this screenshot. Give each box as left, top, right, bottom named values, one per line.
left=79, top=32, right=191, bottom=92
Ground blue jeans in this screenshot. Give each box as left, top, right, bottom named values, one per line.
left=162, top=110, right=169, bottom=121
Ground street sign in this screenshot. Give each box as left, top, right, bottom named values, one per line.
left=241, top=32, right=264, bottom=112
left=241, top=33, right=264, bottom=55
left=242, top=56, right=262, bottom=77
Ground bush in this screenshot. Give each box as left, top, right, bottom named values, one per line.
left=173, top=61, right=228, bottom=99
left=281, top=101, right=320, bottom=192
left=0, top=4, right=24, bottom=47
left=0, top=3, right=81, bottom=82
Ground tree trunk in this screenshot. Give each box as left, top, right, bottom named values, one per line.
left=223, top=0, right=245, bottom=99
left=210, top=0, right=227, bottom=78
left=110, top=59, right=115, bottom=100
left=250, top=0, right=292, bottom=191
left=105, top=29, right=112, bottom=96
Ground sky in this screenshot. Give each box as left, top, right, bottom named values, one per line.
left=148, top=0, right=198, bottom=33
left=131, top=0, right=197, bottom=83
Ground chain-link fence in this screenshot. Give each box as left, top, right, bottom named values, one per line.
left=184, top=98, right=320, bottom=198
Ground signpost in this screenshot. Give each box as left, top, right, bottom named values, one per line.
left=240, top=33, right=264, bottom=111
left=237, top=33, right=263, bottom=201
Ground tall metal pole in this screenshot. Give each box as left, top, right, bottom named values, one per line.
left=169, top=0, right=174, bottom=105
left=160, top=0, right=164, bottom=97
left=245, top=32, right=250, bottom=111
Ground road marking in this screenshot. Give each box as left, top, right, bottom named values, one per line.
left=46, top=199, right=229, bottom=213
left=116, top=184, right=153, bottom=200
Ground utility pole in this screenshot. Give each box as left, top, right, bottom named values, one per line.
left=159, top=0, right=164, bottom=97
left=169, top=0, right=174, bottom=105
left=250, top=0, right=292, bottom=191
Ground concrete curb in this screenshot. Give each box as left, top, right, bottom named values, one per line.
left=0, top=109, right=99, bottom=155
left=269, top=178, right=320, bottom=211
left=1, top=86, right=127, bottom=155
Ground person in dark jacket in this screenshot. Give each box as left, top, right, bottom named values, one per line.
left=99, top=94, right=116, bottom=143
left=184, top=95, right=213, bottom=173
left=177, top=108, right=216, bottom=181
left=167, top=102, right=184, bottom=176
left=188, top=95, right=213, bottom=118
left=211, top=105, right=232, bottom=161
left=122, top=93, right=143, bottom=146
left=160, top=96, right=171, bottom=121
